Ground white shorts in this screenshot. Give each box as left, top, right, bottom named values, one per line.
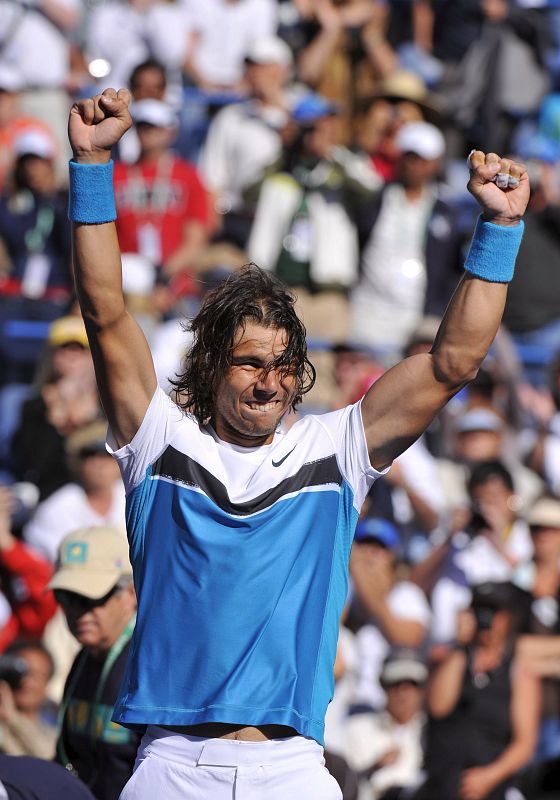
left=119, top=726, right=342, bottom=800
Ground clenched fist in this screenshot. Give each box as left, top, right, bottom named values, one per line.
left=68, top=88, right=132, bottom=164
left=467, top=151, right=530, bottom=227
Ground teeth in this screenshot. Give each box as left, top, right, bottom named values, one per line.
left=247, top=402, right=277, bottom=412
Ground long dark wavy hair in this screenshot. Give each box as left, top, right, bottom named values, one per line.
left=170, top=264, right=316, bottom=423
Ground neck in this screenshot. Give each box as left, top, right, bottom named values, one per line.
left=86, top=487, right=114, bottom=514
left=140, top=149, right=167, bottom=165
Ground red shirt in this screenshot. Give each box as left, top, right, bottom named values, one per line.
left=113, top=155, right=209, bottom=265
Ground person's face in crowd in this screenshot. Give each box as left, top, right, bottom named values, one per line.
left=12, top=649, right=52, bottom=714
left=79, top=451, right=121, bottom=493
left=530, top=524, right=560, bottom=564
left=57, top=580, right=136, bottom=654
left=19, top=155, right=56, bottom=194
left=212, top=321, right=298, bottom=447
left=304, top=115, right=340, bottom=159
left=0, top=89, right=19, bottom=126
left=136, top=122, right=175, bottom=156
left=476, top=607, right=512, bottom=648
left=399, top=152, right=441, bottom=189
left=333, top=349, right=376, bottom=390
left=456, top=429, right=502, bottom=464
left=469, top=476, right=517, bottom=526
left=51, top=341, right=91, bottom=379
left=354, top=539, right=395, bottom=572
left=358, top=99, right=424, bottom=156
left=385, top=679, right=424, bottom=725
left=131, top=67, right=166, bottom=101
left=245, top=61, right=288, bottom=102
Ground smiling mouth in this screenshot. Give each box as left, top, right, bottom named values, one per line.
left=245, top=401, right=280, bottom=412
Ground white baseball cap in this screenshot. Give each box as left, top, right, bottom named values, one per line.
left=245, top=36, right=293, bottom=67
left=131, top=99, right=177, bottom=129
left=396, top=121, right=445, bottom=160
left=13, top=129, right=56, bottom=160
left=0, top=64, right=23, bottom=93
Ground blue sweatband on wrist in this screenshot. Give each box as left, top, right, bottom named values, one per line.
left=68, top=160, right=116, bottom=224
left=464, top=215, right=524, bottom=283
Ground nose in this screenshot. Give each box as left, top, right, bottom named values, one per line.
left=254, top=367, right=279, bottom=398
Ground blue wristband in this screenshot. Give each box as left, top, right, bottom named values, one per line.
left=464, top=215, right=524, bottom=283
left=68, top=159, right=116, bottom=224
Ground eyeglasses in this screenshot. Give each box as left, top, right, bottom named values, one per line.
left=54, top=584, right=121, bottom=612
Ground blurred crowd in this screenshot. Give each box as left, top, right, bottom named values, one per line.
left=0, top=0, right=559, bottom=798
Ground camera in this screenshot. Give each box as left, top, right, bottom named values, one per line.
left=0, top=655, right=28, bottom=691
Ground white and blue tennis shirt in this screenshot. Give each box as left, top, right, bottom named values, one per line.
left=109, top=386, right=383, bottom=745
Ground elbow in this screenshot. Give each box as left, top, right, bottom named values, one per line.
left=432, top=350, right=481, bottom=390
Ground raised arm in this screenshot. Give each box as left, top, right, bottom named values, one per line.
left=361, top=152, right=530, bottom=470
left=68, top=88, right=157, bottom=448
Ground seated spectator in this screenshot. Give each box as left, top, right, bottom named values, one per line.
left=349, top=518, right=431, bottom=710
left=11, top=316, right=101, bottom=500
left=501, top=154, right=560, bottom=386
left=437, top=406, right=544, bottom=515
left=350, top=120, right=464, bottom=360
left=0, top=487, right=57, bottom=653
left=0, top=130, right=72, bottom=389
left=522, top=352, right=560, bottom=496
left=416, top=460, right=534, bottom=654
left=516, top=496, right=560, bottom=761
left=0, top=65, right=57, bottom=193
left=0, top=640, right=56, bottom=759
left=0, top=754, right=96, bottom=799
left=23, top=422, right=126, bottom=563
left=113, top=99, right=211, bottom=297
left=200, top=36, right=296, bottom=248
left=49, top=526, right=140, bottom=800
left=248, top=92, right=380, bottom=342
left=420, top=582, right=540, bottom=800
left=295, top=0, right=398, bottom=141
left=344, top=648, right=428, bottom=800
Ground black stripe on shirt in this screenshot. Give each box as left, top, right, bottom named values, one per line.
left=151, top=446, right=342, bottom=516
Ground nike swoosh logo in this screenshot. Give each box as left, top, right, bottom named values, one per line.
left=272, top=446, right=297, bottom=468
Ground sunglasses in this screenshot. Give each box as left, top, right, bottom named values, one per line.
left=54, top=583, right=121, bottom=611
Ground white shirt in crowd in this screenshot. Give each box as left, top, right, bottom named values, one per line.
left=185, top=0, right=277, bottom=87
left=23, top=482, right=126, bottom=563
left=351, top=184, right=435, bottom=353
left=354, top=582, right=431, bottom=710
left=0, top=0, right=81, bottom=88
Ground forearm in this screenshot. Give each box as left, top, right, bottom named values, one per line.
left=410, top=540, right=450, bottom=594
left=413, top=0, right=434, bottom=52
left=427, top=649, right=467, bottom=717
left=38, top=0, right=79, bottom=32
left=73, top=221, right=127, bottom=329
left=361, top=26, right=398, bottom=78
left=298, top=28, right=341, bottom=86
left=366, top=598, right=425, bottom=647
left=6, top=715, right=56, bottom=759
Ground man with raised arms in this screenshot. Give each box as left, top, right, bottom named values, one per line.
left=67, top=88, right=529, bottom=800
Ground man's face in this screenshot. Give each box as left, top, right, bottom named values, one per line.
left=385, top=680, right=424, bottom=724
left=245, top=61, right=287, bottom=100
left=12, top=649, right=52, bottom=714
left=456, top=429, right=502, bottom=463
left=212, top=322, right=298, bottom=447
left=131, top=67, right=166, bottom=100
left=58, top=581, right=136, bottom=654
left=399, top=152, right=441, bottom=188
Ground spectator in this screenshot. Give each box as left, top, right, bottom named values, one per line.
left=350, top=120, right=464, bottom=359
left=113, top=98, right=211, bottom=295
left=0, top=0, right=82, bottom=176
left=0, top=754, right=96, bottom=799
left=0, top=640, right=56, bottom=759
left=11, top=316, right=101, bottom=500
left=0, top=130, right=71, bottom=389
left=516, top=496, right=560, bottom=761
left=0, top=64, right=57, bottom=192
left=344, top=649, right=428, bottom=800
left=248, top=92, right=380, bottom=342
left=200, top=35, right=296, bottom=248
left=418, top=460, right=533, bottom=653
left=0, top=487, right=57, bottom=654
left=23, top=422, right=126, bottom=563
left=50, top=526, right=140, bottom=800
left=421, top=582, right=540, bottom=800
left=437, top=406, right=544, bottom=515
left=349, top=518, right=431, bottom=710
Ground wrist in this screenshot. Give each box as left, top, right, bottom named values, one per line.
left=481, top=212, right=521, bottom=227
left=72, top=150, right=112, bottom=166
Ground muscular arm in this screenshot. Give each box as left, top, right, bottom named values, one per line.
left=69, top=90, right=157, bottom=447
left=361, top=153, right=529, bottom=470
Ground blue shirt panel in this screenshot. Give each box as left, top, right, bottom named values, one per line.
left=113, top=470, right=358, bottom=744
